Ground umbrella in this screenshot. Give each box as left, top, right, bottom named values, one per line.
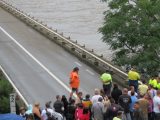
left=0, top=113, right=23, bottom=120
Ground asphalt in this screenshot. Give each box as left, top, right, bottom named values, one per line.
left=0, top=7, right=102, bottom=107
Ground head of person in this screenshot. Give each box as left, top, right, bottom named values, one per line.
left=100, top=89, right=105, bottom=97
left=139, top=94, right=145, bottom=98
left=105, top=69, right=110, bottom=73
left=148, top=84, right=153, bottom=90
left=134, top=101, right=140, bottom=110
left=142, top=80, right=146, bottom=84
left=113, top=84, right=118, bottom=89
left=98, top=97, right=103, bottom=102
left=117, top=111, right=123, bottom=119
left=94, top=88, right=100, bottom=95
left=26, top=114, right=34, bottom=120
left=123, top=88, right=128, bottom=95
left=69, top=99, right=75, bottom=105
left=129, top=86, right=135, bottom=91
left=157, top=90, right=160, bottom=97
left=77, top=92, right=83, bottom=98
left=45, top=101, right=51, bottom=108
left=19, top=107, right=26, bottom=115
left=85, top=94, right=90, bottom=99
left=110, top=98, right=115, bottom=104
left=144, top=93, right=151, bottom=100
left=83, top=107, right=89, bottom=114
left=103, top=96, right=109, bottom=101
left=56, top=95, right=61, bottom=101
left=131, top=66, right=137, bottom=71
left=73, top=67, right=79, bottom=73
left=105, top=69, right=113, bottom=75
left=158, top=77, right=160, bottom=82
left=62, top=95, right=67, bottom=101
left=77, top=103, right=83, bottom=109
left=34, top=102, right=40, bottom=108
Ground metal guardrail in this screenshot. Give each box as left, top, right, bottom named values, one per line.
left=0, top=0, right=128, bottom=86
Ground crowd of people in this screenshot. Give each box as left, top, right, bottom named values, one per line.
left=18, top=67, right=160, bottom=120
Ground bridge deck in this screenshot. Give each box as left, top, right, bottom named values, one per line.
left=0, top=7, right=102, bottom=106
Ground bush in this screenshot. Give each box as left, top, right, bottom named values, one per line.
left=0, top=72, right=13, bottom=113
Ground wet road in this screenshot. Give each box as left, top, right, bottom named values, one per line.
left=0, top=7, right=102, bottom=106
left=4, top=0, right=112, bottom=60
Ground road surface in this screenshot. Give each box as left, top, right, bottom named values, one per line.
left=0, top=7, right=102, bottom=107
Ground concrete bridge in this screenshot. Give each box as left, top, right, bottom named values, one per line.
left=0, top=0, right=128, bottom=107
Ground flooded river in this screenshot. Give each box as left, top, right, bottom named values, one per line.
left=4, top=0, right=112, bottom=59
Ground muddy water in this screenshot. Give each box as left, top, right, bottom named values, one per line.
left=4, top=0, right=112, bottom=59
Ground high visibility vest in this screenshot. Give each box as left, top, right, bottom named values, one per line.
left=149, top=79, right=157, bottom=88
left=100, top=73, right=112, bottom=85
left=128, top=70, right=140, bottom=80
left=70, top=71, right=80, bottom=88
left=157, top=83, right=160, bottom=90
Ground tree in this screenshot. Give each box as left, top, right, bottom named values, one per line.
left=0, top=72, right=13, bottom=113
left=99, top=0, right=160, bottom=75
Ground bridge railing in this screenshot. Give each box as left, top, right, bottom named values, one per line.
left=0, top=0, right=128, bottom=87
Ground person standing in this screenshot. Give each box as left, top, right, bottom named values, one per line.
left=41, top=102, right=54, bottom=120
left=91, top=88, right=103, bottom=105
left=69, top=67, right=80, bottom=99
left=53, top=95, right=64, bottom=116
left=105, top=98, right=123, bottom=120
left=100, top=70, right=112, bottom=96
left=128, top=67, right=140, bottom=93
left=149, top=75, right=158, bottom=89
left=129, top=91, right=138, bottom=118
left=138, top=80, right=148, bottom=96
left=118, top=88, right=132, bottom=120
left=156, top=77, right=160, bottom=90
left=19, top=107, right=26, bottom=119
left=82, top=94, right=92, bottom=109
left=66, top=99, right=76, bottom=120
left=61, top=95, right=68, bottom=119
left=32, top=102, right=42, bottom=120
left=138, top=94, right=149, bottom=120
left=153, top=90, right=160, bottom=120
left=91, top=97, right=105, bottom=120
left=132, top=102, right=143, bottom=120
left=111, top=84, right=122, bottom=104
left=75, top=92, right=83, bottom=106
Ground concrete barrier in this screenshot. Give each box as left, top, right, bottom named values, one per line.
left=0, top=0, right=128, bottom=87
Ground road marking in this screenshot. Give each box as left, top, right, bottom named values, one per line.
left=0, top=65, right=29, bottom=106
left=74, top=62, right=82, bottom=67
left=0, top=26, right=77, bottom=97
left=86, top=69, right=95, bottom=75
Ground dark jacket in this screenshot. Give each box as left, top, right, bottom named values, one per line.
left=118, top=94, right=131, bottom=113
left=111, top=88, right=122, bottom=104
left=66, top=104, right=76, bottom=120
left=61, top=96, right=68, bottom=117
left=53, top=100, right=64, bottom=114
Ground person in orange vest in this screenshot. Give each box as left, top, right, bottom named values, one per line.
left=69, top=67, right=80, bottom=99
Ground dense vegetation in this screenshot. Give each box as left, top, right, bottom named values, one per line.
left=99, top=0, right=160, bottom=76
left=0, top=71, right=13, bottom=113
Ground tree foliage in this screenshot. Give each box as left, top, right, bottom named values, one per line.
left=0, top=72, right=13, bottom=113
left=99, top=0, right=160, bottom=75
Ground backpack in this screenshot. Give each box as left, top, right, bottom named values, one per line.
left=46, top=109, right=57, bottom=120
